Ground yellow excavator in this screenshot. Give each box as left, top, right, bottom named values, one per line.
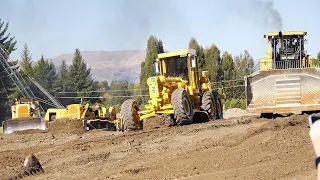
left=245, top=31, right=320, bottom=117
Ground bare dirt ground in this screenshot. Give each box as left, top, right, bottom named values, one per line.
left=0, top=109, right=317, bottom=180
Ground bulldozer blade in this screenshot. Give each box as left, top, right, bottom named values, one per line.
left=245, top=68, right=320, bottom=114
left=83, top=119, right=117, bottom=131
left=2, top=117, right=47, bottom=134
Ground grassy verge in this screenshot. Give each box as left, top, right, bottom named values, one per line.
left=0, top=126, right=2, bottom=134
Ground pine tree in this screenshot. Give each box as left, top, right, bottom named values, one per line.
left=67, top=48, right=93, bottom=103
left=55, top=60, right=68, bottom=92
left=0, top=19, right=18, bottom=119
left=20, top=43, right=33, bottom=77
left=33, top=55, right=57, bottom=92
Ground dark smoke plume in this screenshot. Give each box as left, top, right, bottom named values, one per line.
left=227, top=0, right=283, bottom=30
left=250, top=0, right=283, bottom=30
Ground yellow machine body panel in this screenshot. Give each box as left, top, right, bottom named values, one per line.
left=245, top=31, right=320, bottom=114
left=44, top=108, right=68, bottom=121
left=12, top=104, right=30, bottom=119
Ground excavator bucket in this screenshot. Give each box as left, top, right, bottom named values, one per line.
left=2, top=117, right=47, bottom=134
left=245, top=68, right=320, bottom=114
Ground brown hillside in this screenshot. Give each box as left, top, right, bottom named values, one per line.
left=51, top=50, right=146, bottom=83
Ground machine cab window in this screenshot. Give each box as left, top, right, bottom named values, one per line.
left=165, top=56, right=188, bottom=80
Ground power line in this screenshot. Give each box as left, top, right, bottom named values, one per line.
left=57, top=95, right=150, bottom=99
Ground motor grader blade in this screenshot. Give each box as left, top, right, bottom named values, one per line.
left=83, top=119, right=117, bottom=131
left=245, top=68, right=320, bottom=114
left=2, top=117, right=48, bottom=134
left=193, top=111, right=210, bottom=123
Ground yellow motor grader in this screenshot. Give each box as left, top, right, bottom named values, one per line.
left=120, top=49, right=225, bottom=131
left=245, top=31, right=320, bottom=117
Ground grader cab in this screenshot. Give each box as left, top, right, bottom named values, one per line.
left=245, top=31, right=320, bottom=116
left=120, top=49, right=225, bottom=131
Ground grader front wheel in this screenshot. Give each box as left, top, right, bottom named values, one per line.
left=120, top=99, right=142, bottom=132
left=171, top=88, right=194, bottom=125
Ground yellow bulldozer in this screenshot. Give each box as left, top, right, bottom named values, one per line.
left=44, top=103, right=119, bottom=131
left=2, top=98, right=48, bottom=134
left=245, top=31, right=320, bottom=117
left=120, top=49, right=225, bottom=131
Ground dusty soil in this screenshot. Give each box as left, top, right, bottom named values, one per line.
left=0, top=112, right=317, bottom=180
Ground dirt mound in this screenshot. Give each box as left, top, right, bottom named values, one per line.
left=143, top=115, right=173, bottom=130
left=224, top=108, right=259, bottom=119
left=48, top=118, right=84, bottom=135
left=212, top=114, right=310, bottom=147
left=13, top=129, right=47, bottom=135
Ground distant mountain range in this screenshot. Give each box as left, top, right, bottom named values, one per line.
left=50, top=50, right=262, bottom=84
left=51, top=50, right=146, bottom=84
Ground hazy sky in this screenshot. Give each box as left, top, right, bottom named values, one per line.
left=1, top=0, right=319, bottom=61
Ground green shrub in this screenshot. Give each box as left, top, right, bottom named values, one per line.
left=224, top=98, right=246, bottom=109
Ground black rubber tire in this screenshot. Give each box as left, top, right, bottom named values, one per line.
left=201, top=91, right=217, bottom=120
left=120, top=99, right=142, bottom=132
left=171, top=88, right=193, bottom=125
left=213, top=91, right=223, bottom=119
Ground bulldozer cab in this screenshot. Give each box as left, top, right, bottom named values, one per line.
left=12, top=98, right=41, bottom=118
left=261, top=31, right=309, bottom=70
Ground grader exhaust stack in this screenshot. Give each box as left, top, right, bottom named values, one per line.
left=245, top=31, right=320, bottom=115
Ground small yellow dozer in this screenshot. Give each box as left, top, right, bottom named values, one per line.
left=2, top=98, right=48, bottom=134
left=45, top=103, right=119, bottom=131
left=120, top=49, right=225, bottom=131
